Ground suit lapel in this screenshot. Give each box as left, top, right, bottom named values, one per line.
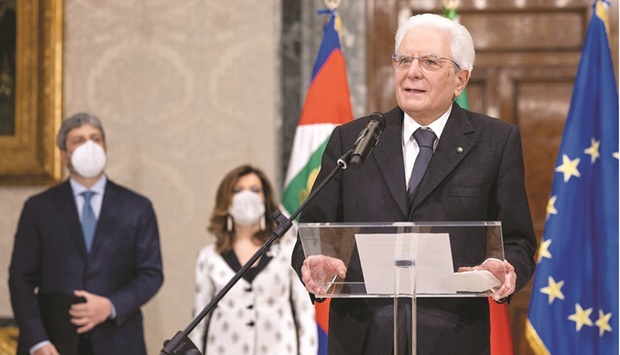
left=90, top=180, right=121, bottom=256
left=369, top=107, right=409, bottom=217
left=410, top=104, right=476, bottom=212
left=54, top=181, right=89, bottom=259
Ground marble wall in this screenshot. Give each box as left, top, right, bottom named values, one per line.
left=0, top=0, right=367, bottom=353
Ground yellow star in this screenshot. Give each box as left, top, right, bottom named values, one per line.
left=568, top=304, right=594, bottom=331
left=555, top=154, right=581, bottom=182
left=595, top=309, right=613, bottom=336
left=537, top=239, right=552, bottom=263
left=584, top=138, right=600, bottom=163
left=540, top=276, right=565, bottom=304
left=614, top=152, right=619, bottom=160
left=546, top=195, right=558, bottom=220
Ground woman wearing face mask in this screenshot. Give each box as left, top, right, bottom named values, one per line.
left=189, top=165, right=317, bottom=355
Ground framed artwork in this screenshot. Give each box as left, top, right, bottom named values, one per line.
left=0, top=0, right=63, bottom=185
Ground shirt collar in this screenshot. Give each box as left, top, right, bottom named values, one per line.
left=402, top=106, right=452, bottom=145
left=70, top=175, right=107, bottom=197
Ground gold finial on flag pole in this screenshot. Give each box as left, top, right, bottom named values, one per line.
left=443, top=0, right=461, bottom=21
left=324, top=0, right=342, bottom=10
left=443, top=0, right=461, bottom=10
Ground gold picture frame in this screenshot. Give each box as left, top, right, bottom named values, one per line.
left=0, top=0, right=62, bottom=185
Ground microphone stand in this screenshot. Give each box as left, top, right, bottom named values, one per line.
left=160, top=150, right=354, bottom=355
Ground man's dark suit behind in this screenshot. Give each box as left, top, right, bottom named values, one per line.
left=9, top=179, right=163, bottom=355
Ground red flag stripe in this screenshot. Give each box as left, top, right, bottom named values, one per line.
left=299, top=50, right=352, bottom=126
left=489, top=299, right=514, bottom=355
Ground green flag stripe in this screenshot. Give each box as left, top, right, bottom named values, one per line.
left=281, top=138, right=330, bottom=217
left=455, top=89, right=469, bottom=110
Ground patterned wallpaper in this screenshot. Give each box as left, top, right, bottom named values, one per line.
left=0, top=0, right=281, bottom=352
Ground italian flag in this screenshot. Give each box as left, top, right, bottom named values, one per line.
left=443, top=6, right=514, bottom=355
left=281, top=10, right=353, bottom=355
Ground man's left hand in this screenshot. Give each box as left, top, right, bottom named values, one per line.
left=458, top=259, right=516, bottom=302
left=489, top=259, right=516, bottom=301
left=69, top=290, right=113, bottom=333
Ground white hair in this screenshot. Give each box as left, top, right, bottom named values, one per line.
left=394, top=13, right=475, bottom=73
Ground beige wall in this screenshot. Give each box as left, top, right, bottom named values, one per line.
left=0, top=0, right=281, bottom=353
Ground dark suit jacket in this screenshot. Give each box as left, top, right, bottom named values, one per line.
left=9, top=179, right=164, bottom=355
left=292, top=104, right=537, bottom=355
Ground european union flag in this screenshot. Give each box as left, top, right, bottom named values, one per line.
left=526, top=1, right=619, bottom=354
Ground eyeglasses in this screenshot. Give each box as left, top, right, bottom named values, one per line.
left=392, top=53, right=461, bottom=72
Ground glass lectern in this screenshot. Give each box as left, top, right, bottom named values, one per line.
left=298, top=221, right=504, bottom=355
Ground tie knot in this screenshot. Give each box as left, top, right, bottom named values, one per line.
left=81, top=191, right=95, bottom=202
left=413, top=128, right=436, bottom=148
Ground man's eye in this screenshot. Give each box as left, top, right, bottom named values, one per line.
left=400, top=57, right=413, bottom=65
left=422, top=57, right=440, bottom=66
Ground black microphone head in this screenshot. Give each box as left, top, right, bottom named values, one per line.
left=367, top=112, right=387, bottom=130
left=348, top=112, right=387, bottom=169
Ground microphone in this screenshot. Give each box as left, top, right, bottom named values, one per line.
left=348, top=112, right=386, bottom=168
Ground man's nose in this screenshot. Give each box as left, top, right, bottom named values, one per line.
left=407, top=58, right=424, bottom=77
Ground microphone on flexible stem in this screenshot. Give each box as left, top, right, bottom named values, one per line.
left=348, top=112, right=387, bottom=169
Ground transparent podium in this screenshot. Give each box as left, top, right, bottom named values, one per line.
left=298, top=221, right=504, bottom=355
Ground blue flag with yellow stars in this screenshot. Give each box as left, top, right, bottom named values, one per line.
left=526, top=1, right=619, bottom=354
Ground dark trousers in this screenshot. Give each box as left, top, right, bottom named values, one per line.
left=77, top=334, right=94, bottom=355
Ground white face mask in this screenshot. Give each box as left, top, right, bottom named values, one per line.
left=70, top=140, right=107, bottom=178
left=229, top=190, right=265, bottom=226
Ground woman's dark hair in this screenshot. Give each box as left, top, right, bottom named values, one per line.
left=208, top=165, right=277, bottom=253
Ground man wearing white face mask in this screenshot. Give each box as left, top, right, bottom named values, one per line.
left=9, top=113, right=164, bottom=355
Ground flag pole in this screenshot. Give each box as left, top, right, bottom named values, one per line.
left=280, top=5, right=354, bottom=355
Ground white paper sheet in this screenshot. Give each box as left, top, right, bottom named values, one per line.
left=355, top=233, right=455, bottom=295
left=452, top=270, right=501, bottom=292
left=355, top=233, right=501, bottom=295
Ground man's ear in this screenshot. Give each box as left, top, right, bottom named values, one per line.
left=454, top=69, right=471, bottom=97
left=60, top=149, right=69, bottom=166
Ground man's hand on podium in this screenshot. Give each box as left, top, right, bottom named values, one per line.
left=458, top=258, right=515, bottom=303
left=301, top=255, right=347, bottom=295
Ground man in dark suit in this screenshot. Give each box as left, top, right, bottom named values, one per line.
left=292, top=13, right=537, bottom=354
left=9, top=113, right=164, bottom=355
